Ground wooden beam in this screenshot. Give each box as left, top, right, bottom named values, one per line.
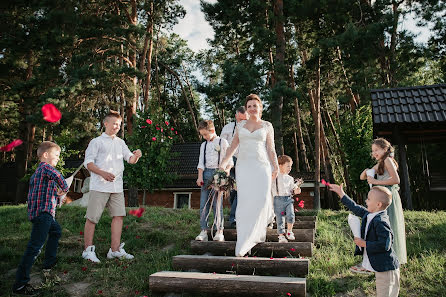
left=224, top=220, right=316, bottom=229
left=149, top=271, right=306, bottom=297
left=190, top=241, right=313, bottom=257
left=172, top=255, right=309, bottom=277
left=211, top=229, right=314, bottom=243
left=393, top=127, right=413, bottom=209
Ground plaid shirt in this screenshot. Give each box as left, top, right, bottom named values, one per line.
left=27, top=162, right=69, bottom=221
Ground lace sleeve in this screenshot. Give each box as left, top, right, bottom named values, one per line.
left=219, top=130, right=239, bottom=169
left=265, top=121, right=279, bottom=172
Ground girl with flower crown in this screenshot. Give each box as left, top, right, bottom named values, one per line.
left=358, top=138, right=407, bottom=268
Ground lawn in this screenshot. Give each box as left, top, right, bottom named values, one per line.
left=0, top=205, right=445, bottom=296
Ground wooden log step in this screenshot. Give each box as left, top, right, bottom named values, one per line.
left=209, top=229, right=314, bottom=243
left=224, top=215, right=316, bottom=222
left=149, top=271, right=306, bottom=297
left=172, top=254, right=309, bottom=277
left=190, top=240, right=312, bottom=257
left=224, top=220, right=316, bottom=229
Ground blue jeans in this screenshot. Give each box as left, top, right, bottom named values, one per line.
left=200, top=168, right=224, bottom=230
left=273, top=196, right=295, bottom=234
left=229, top=157, right=237, bottom=224
left=14, top=212, right=61, bottom=289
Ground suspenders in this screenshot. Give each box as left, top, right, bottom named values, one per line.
left=203, top=138, right=222, bottom=168
left=275, top=176, right=280, bottom=196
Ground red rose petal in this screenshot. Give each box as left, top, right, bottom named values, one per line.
left=0, top=139, right=23, bottom=152
left=165, top=121, right=169, bottom=126
left=156, top=127, right=160, bottom=130
left=171, top=128, right=174, bottom=131
left=79, top=231, right=84, bottom=235
left=287, top=293, right=292, bottom=296
left=290, top=248, right=296, bottom=252
left=281, top=211, right=284, bottom=215
left=152, top=137, right=156, bottom=141
left=146, top=119, right=152, bottom=124
left=98, top=290, right=103, bottom=294
left=298, top=201, right=305, bottom=208
left=141, top=126, right=147, bottom=128
left=81, top=266, right=87, bottom=271
left=42, top=103, right=62, bottom=123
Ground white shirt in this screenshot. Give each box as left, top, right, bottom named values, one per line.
left=197, top=136, right=232, bottom=170
left=84, top=133, right=134, bottom=193
left=362, top=211, right=385, bottom=272
left=220, top=122, right=239, bottom=157
left=272, top=172, right=297, bottom=196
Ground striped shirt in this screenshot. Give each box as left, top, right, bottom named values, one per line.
left=27, top=162, right=69, bottom=220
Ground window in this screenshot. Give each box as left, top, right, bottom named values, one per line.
left=174, top=192, right=191, bottom=209
left=73, top=178, right=83, bottom=193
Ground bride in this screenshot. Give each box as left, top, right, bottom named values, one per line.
left=220, top=94, right=279, bottom=256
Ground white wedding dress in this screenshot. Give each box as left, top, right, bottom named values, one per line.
left=235, top=120, right=278, bottom=256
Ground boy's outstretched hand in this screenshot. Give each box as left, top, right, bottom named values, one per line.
left=327, top=183, right=346, bottom=198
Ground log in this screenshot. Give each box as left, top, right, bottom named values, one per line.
left=149, top=271, right=306, bottom=297
left=224, top=215, right=316, bottom=222
left=190, top=241, right=312, bottom=257
left=225, top=220, right=316, bottom=230
left=172, top=255, right=309, bottom=277
left=209, top=229, right=314, bottom=243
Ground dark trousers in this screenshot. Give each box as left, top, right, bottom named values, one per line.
left=13, top=212, right=61, bottom=289
left=229, top=157, right=237, bottom=224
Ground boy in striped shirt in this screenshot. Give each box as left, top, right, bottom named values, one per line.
left=13, top=141, right=69, bottom=296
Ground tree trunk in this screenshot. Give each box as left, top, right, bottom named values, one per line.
left=142, top=3, right=154, bottom=108
left=127, top=187, right=139, bottom=207
left=293, top=131, right=300, bottom=172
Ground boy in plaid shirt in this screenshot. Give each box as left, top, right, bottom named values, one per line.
left=12, top=141, right=69, bottom=296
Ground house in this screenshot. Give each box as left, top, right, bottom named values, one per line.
left=133, top=142, right=325, bottom=210
left=371, top=83, right=446, bottom=209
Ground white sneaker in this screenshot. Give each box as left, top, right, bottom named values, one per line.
left=195, top=230, right=208, bottom=241
left=107, top=243, right=134, bottom=260
left=267, top=223, right=274, bottom=230
left=82, top=245, right=100, bottom=263
left=278, top=235, right=288, bottom=243
left=213, top=230, right=225, bottom=242
left=286, top=231, right=295, bottom=240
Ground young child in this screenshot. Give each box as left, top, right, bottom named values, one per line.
left=12, top=141, right=69, bottom=295
left=195, top=120, right=232, bottom=242
left=329, top=183, right=400, bottom=297
left=272, top=155, right=301, bottom=243
left=360, top=138, right=407, bottom=265
left=82, top=111, right=142, bottom=263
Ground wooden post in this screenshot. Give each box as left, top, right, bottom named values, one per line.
left=393, top=127, right=413, bottom=210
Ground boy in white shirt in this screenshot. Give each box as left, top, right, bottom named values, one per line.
left=272, top=155, right=301, bottom=243
left=82, top=111, right=142, bottom=263
left=195, top=120, right=232, bottom=242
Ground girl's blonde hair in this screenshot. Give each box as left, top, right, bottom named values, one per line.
left=373, top=138, right=398, bottom=175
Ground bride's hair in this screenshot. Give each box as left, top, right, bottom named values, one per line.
left=245, top=94, right=263, bottom=117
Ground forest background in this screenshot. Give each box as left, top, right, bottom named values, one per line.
left=1, top=0, right=445, bottom=209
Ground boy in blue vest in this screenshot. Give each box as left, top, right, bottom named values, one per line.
left=195, top=120, right=232, bottom=242
left=328, top=183, right=400, bottom=297
left=13, top=141, right=69, bottom=296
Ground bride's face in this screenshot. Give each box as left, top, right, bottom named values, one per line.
left=246, top=100, right=262, bottom=118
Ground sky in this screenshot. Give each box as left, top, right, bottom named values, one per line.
left=173, top=1, right=432, bottom=53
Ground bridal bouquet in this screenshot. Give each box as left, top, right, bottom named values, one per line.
left=202, top=169, right=235, bottom=237
left=205, top=169, right=236, bottom=193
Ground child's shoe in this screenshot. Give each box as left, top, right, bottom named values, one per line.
left=286, top=231, right=295, bottom=241
left=12, top=284, right=39, bottom=296
left=267, top=222, right=274, bottom=230
left=278, top=235, right=288, bottom=243
left=82, top=245, right=101, bottom=263
left=107, top=243, right=134, bottom=260
left=195, top=230, right=208, bottom=241
left=213, top=230, right=225, bottom=242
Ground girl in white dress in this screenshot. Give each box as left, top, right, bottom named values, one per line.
left=220, top=94, right=279, bottom=257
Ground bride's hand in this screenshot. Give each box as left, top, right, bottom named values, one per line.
left=272, top=169, right=278, bottom=180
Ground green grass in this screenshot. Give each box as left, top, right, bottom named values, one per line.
left=0, top=206, right=445, bottom=296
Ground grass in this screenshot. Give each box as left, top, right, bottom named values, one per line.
left=0, top=206, right=445, bottom=297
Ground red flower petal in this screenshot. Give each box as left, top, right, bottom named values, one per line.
left=287, top=293, right=292, bottom=296
left=298, top=201, right=305, bottom=208
left=152, top=137, right=156, bottom=141
left=81, top=266, right=87, bottom=271
left=135, top=291, right=140, bottom=295
left=141, top=126, right=147, bottom=128
left=135, top=235, right=141, bottom=239
left=0, top=139, right=23, bottom=152
left=125, top=225, right=129, bottom=230
left=156, top=127, right=160, bottom=130
left=42, top=103, right=62, bottom=123
left=63, top=270, right=68, bottom=274
left=97, top=290, right=103, bottom=294
left=160, top=128, right=163, bottom=132
left=321, top=179, right=331, bottom=186
left=290, top=248, right=296, bottom=252
left=171, top=128, right=174, bottom=131
left=270, top=257, right=274, bottom=259
left=79, top=231, right=84, bottom=235
left=168, top=136, right=172, bottom=139
left=281, top=211, right=284, bottom=215
left=295, top=197, right=299, bottom=202
left=165, top=121, right=169, bottom=126
left=175, top=131, right=177, bottom=134
left=146, top=119, right=152, bottom=124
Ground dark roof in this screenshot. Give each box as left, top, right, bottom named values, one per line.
left=371, top=84, right=446, bottom=125
left=168, top=142, right=201, bottom=175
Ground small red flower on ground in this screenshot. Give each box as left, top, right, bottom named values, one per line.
left=129, top=207, right=145, bottom=218
left=290, top=248, right=296, bottom=252
left=97, top=290, right=103, bottom=294
left=146, top=119, right=152, bottom=124
left=42, top=103, right=62, bottom=123
left=79, top=231, right=83, bottom=235
left=152, top=137, right=156, bottom=141
left=0, top=139, right=23, bottom=152
left=270, top=257, right=274, bottom=259
left=135, top=235, right=141, bottom=239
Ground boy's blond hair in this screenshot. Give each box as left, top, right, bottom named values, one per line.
left=104, top=110, right=122, bottom=123
left=370, top=186, right=392, bottom=209
left=198, top=120, right=215, bottom=131
left=37, top=141, right=61, bottom=158
left=278, top=155, right=293, bottom=165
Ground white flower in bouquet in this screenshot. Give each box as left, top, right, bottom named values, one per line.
left=220, top=178, right=228, bottom=186
left=214, top=144, right=221, bottom=152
